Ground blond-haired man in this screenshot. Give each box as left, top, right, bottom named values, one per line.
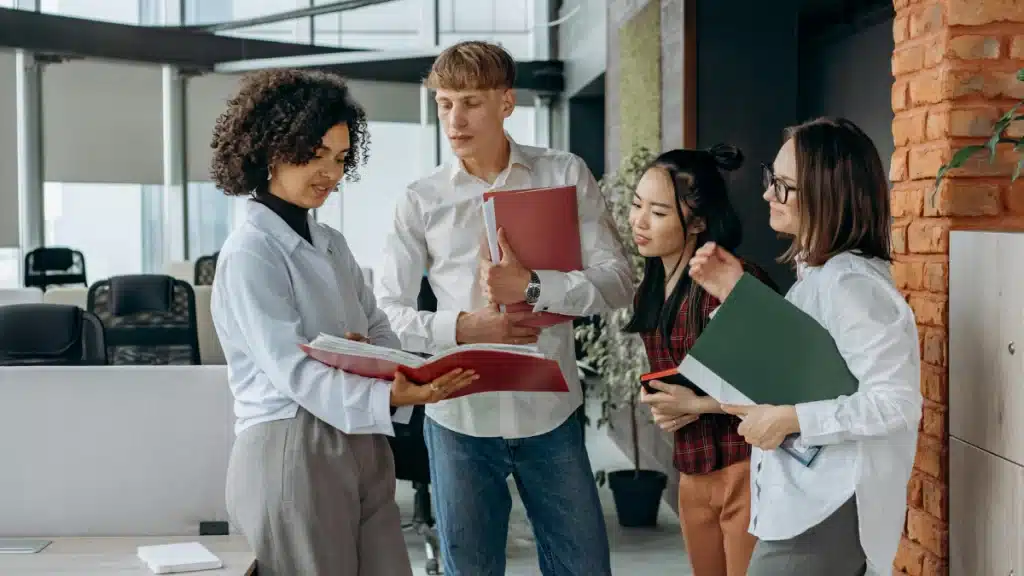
left=376, top=41, right=632, bottom=575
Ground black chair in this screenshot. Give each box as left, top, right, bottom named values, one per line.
left=0, top=303, right=107, bottom=366
left=388, top=273, right=442, bottom=575
left=23, top=247, right=87, bottom=292
left=87, top=275, right=201, bottom=365
left=194, top=252, right=219, bottom=286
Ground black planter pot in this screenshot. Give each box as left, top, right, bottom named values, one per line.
left=607, top=469, right=668, bottom=527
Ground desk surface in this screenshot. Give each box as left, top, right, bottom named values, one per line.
left=0, top=535, right=255, bottom=575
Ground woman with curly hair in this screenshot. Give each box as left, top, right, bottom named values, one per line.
left=208, top=69, right=478, bottom=576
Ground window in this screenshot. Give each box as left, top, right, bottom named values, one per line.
left=43, top=183, right=165, bottom=283
left=188, top=0, right=308, bottom=42
left=39, top=0, right=143, bottom=24
left=188, top=183, right=241, bottom=259
left=313, top=0, right=421, bottom=48
left=0, top=248, right=19, bottom=289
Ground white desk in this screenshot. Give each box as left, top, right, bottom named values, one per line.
left=0, top=535, right=255, bottom=575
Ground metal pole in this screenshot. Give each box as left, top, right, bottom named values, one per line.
left=162, top=65, right=188, bottom=263
left=15, top=50, right=44, bottom=257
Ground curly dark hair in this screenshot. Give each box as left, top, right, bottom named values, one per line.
left=210, top=68, right=371, bottom=196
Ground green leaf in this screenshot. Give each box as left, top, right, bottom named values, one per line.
left=944, top=144, right=986, bottom=171
left=1014, top=159, right=1024, bottom=182
left=1017, top=68, right=1024, bottom=82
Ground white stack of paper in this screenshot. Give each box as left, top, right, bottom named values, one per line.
left=137, top=542, right=223, bottom=574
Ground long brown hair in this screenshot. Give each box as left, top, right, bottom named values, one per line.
left=779, top=117, right=891, bottom=267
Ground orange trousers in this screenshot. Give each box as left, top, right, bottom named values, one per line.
left=677, top=460, right=757, bottom=576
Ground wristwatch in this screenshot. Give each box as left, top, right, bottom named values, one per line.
left=525, top=270, right=541, bottom=305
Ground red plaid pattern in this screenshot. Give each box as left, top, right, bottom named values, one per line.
left=640, top=261, right=778, bottom=476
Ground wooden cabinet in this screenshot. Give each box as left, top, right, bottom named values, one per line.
left=949, top=231, right=1024, bottom=576
left=949, top=437, right=1024, bottom=576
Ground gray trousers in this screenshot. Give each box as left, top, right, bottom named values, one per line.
left=747, top=498, right=869, bottom=576
left=225, top=408, right=413, bottom=576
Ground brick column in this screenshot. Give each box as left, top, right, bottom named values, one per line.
left=890, top=1, right=1024, bottom=575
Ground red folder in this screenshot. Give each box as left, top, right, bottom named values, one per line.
left=300, top=337, right=568, bottom=400
left=482, top=185, right=582, bottom=328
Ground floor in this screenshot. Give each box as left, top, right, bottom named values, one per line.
left=395, top=401, right=693, bottom=576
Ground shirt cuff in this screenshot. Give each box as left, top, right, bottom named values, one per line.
left=370, top=379, right=396, bottom=436
left=532, top=269, right=568, bottom=313
left=432, top=309, right=461, bottom=350
left=392, top=405, right=413, bottom=425
left=794, top=399, right=843, bottom=446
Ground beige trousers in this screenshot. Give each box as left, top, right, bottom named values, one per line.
left=677, top=460, right=757, bottom=576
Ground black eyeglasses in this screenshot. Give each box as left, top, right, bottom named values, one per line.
left=761, top=163, right=796, bottom=204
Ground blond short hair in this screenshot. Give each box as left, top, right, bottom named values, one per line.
left=424, top=40, right=517, bottom=91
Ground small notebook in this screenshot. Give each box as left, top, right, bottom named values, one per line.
left=137, top=542, right=223, bottom=574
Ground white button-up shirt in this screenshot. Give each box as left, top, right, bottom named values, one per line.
left=376, top=137, right=634, bottom=439
left=211, top=200, right=410, bottom=437
left=748, top=251, right=922, bottom=573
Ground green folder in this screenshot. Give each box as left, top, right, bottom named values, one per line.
left=678, top=272, right=859, bottom=407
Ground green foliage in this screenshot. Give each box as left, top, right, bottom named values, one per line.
left=575, top=147, right=655, bottom=472
left=935, top=68, right=1024, bottom=197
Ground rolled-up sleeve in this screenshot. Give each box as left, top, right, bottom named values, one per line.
left=795, top=272, right=923, bottom=446
left=217, top=249, right=398, bottom=435
left=532, top=156, right=634, bottom=316
left=376, top=189, right=460, bottom=353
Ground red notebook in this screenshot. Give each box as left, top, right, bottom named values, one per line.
left=481, top=185, right=582, bottom=328
left=300, top=333, right=568, bottom=400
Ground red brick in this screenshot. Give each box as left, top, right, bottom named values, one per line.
left=907, top=508, right=948, bottom=557
left=1007, top=180, right=1024, bottom=214
left=894, top=0, right=911, bottom=9
left=921, top=363, right=949, bottom=403
left=948, top=35, right=1001, bottom=59
left=924, top=38, right=946, bottom=69
left=922, top=554, right=948, bottom=576
left=893, top=80, right=910, bottom=112
left=909, top=69, right=944, bottom=105
left=945, top=68, right=1024, bottom=101
left=946, top=0, right=1024, bottom=26
left=910, top=4, right=944, bottom=38
left=909, top=294, right=948, bottom=327
left=926, top=179, right=1002, bottom=216
left=921, top=326, right=948, bottom=368
left=1012, top=35, right=1024, bottom=59
left=892, top=148, right=910, bottom=182
left=927, top=106, right=1000, bottom=140
left=893, top=186, right=925, bottom=217
left=949, top=145, right=1022, bottom=179
left=909, top=145, right=949, bottom=180
left=915, top=432, right=947, bottom=479
left=894, top=111, right=929, bottom=146
left=923, top=261, right=948, bottom=292
left=894, top=15, right=910, bottom=44
left=922, top=475, right=948, bottom=521
left=921, top=399, right=947, bottom=437
left=894, top=45, right=926, bottom=75
left=908, top=218, right=949, bottom=253
left=893, top=224, right=909, bottom=254
left=908, top=473, right=924, bottom=508
left=895, top=535, right=926, bottom=576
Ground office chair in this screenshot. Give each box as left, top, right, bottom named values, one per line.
left=387, top=273, right=442, bottom=575
left=193, top=252, right=219, bottom=286
left=23, top=247, right=87, bottom=292
left=0, top=303, right=107, bottom=366
left=87, top=274, right=201, bottom=365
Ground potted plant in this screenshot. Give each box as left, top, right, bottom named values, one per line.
left=576, top=147, right=668, bottom=528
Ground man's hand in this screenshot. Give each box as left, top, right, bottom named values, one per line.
left=456, top=303, right=542, bottom=345
left=480, top=228, right=532, bottom=305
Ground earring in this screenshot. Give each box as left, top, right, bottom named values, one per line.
left=267, top=167, right=273, bottom=181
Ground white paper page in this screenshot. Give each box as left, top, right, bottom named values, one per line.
left=677, top=354, right=754, bottom=405
left=308, top=333, right=427, bottom=367
left=481, top=198, right=506, bottom=314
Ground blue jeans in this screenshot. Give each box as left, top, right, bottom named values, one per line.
left=423, top=409, right=612, bottom=576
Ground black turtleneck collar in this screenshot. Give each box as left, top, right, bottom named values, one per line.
left=253, top=192, right=312, bottom=245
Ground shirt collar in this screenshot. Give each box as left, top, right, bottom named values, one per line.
left=246, top=199, right=330, bottom=255
left=448, top=132, right=533, bottom=184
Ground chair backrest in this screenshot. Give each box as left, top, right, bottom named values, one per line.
left=23, top=247, right=87, bottom=291
left=194, top=252, right=219, bottom=286
left=0, top=303, right=107, bottom=366
left=87, top=274, right=201, bottom=365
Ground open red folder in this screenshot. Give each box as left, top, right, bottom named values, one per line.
left=481, top=185, right=582, bottom=328
left=300, top=333, right=568, bottom=400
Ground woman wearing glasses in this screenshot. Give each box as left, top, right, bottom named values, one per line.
left=687, top=117, right=922, bottom=575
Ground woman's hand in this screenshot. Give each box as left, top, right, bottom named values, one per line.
left=651, top=407, right=700, bottom=432
left=390, top=369, right=479, bottom=407
left=640, top=381, right=713, bottom=432
left=720, top=403, right=800, bottom=450
left=344, top=332, right=368, bottom=343
left=687, top=242, right=744, bottom=302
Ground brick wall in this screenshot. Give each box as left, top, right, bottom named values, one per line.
left=890, top=1, right=1024, bottom=575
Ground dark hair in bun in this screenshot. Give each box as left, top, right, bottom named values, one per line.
left=706, top=142, right=744, bottom=172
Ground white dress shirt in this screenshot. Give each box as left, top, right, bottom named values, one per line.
left=376, top=136, right=634, bottom=439
left=211, top=200, right=410, bottom=437
left=747, top=251, right=922, bottom=573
